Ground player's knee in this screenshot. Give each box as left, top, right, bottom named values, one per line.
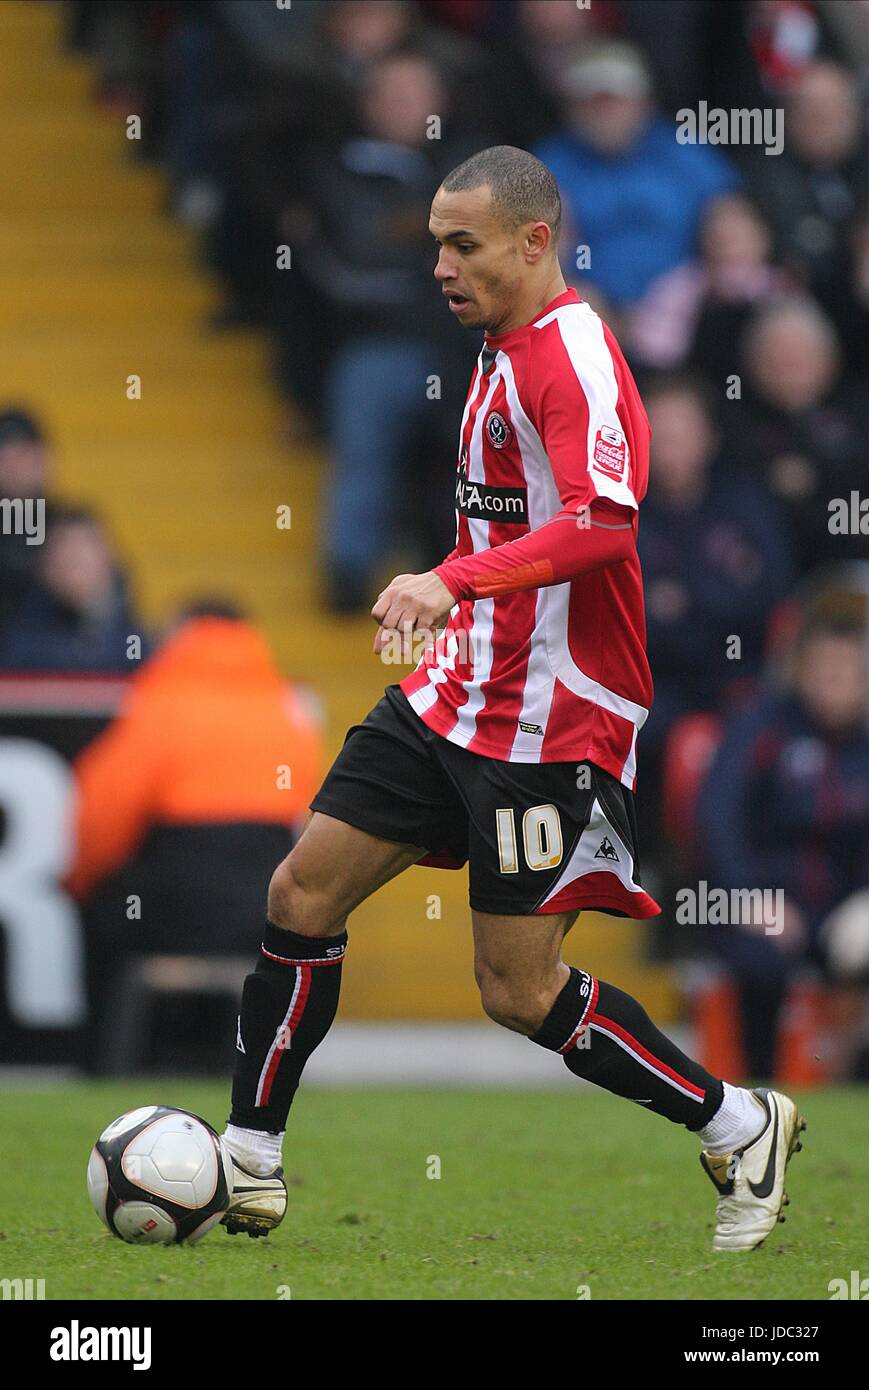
left=267, top=855, right=343, bottom=938
left=477, top=970, right=549, bottom=1036
left=266, top=857, right=298, bottom=930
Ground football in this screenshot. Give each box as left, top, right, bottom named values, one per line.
left=86, top=1105, right=234, bottom=1245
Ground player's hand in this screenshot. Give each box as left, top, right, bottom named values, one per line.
left=371, top=571, right=456, bottom=655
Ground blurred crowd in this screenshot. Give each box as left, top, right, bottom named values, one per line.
left=0, top=410, right=147, bottom=672
left=1, top=0, right=867, bottom=1077
left=61, top=0, right=869, bottom=597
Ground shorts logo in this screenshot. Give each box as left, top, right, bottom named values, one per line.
left=486, top=411, right=512, bottom=449
left=592, top=426, right=628, bottom=481
left=594, top=836, right=619, bottom=862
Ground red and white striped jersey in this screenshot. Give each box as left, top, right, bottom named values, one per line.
left=399, top=287, right=653, bottom=789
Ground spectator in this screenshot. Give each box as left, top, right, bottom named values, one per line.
left=637, top=373, right=792, bottom=838
left=722, top=296, right=868, bottom=573
left=703, top=0, right=831, bottom=119
left=477, top=0, right=611, bottom=149
left=285, top=49, right=483, bottom=609
left=0, top=504, right=147, bottom=673
left=626, top=194, right=792, bottom=375
left=619, top=0, right=724, bottom=115
left=0, top=409, right=52, bottom=631
left=812, top=196, right=869, bottom=375
left=746, top=60, right=869, bottom=295
left=206, top=1, right=487, bottom=335
left=64, top=604, right=324, bottom=1070
left=201, top=1, right=418, bottom=327
left=697, top=608, right=869, bottom=1078
left=534, top=41, right=739, bottom=312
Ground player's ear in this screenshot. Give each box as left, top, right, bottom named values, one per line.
left=525, top=220, right=552, bottom=263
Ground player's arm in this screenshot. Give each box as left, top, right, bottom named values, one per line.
left=434, top=347, right=641, bottom=601
left=370, top=509, right=628, bottom=645
left=370, top=543, right=462, bottom=652
left=372, top=345, right=641, bottom=633
left=433, top=497, right=634, bottom=600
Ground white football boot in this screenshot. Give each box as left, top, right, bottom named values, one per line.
left=700, top=1087, right=806, bottom=1252
left=220, top=1149, right=287, bottom=1238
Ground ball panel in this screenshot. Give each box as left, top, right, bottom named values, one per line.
left=111, top=1201, right=178, bottom=1244
left=86, top=1147, right=110, bottom=1229
left=184, top=1211, right=225, bottom=1245
left=121, top=1114, right=219, bottom=1209
left=98, top=1105, right=160, bottom=1143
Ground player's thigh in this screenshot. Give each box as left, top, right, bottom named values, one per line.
left=270, top=811, right=427, bottom=931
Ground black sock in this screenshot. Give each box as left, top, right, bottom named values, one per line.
left=531, top=967, right=723, bottom=1129
left=229, top=921, right=347, bottom=1133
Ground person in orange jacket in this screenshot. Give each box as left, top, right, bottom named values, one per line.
left=66, top=603, right=324, bottom=1067
left=67, top=605, right=322, bottom=902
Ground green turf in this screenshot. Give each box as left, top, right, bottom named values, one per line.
left=0, top=1082, right=864, bottom=1300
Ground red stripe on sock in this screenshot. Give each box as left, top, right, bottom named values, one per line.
left=259, top=965, right=312, bottom=1107
left=559, top=976, right=600, bottom=1053
left=589, top=1010, right=706, bottom=1098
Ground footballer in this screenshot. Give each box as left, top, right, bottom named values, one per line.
left=220, top=146, right=805, bottom=1253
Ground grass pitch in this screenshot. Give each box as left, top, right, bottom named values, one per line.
left=1, top=1082, right=864, bottom=1301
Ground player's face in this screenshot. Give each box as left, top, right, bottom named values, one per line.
left=429, top=185, right=527, bottom=334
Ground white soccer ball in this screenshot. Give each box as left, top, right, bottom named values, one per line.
left=87, top=1105, right=234, bottom=1245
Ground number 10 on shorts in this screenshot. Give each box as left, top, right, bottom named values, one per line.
left=496, top=804, right=564, bottom=873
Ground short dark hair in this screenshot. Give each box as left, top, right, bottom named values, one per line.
left=796, top=596, right=867, bottom=649
left=0, top=408, right=44, bottom=448
left=441, top=145, right=562, bottom=244
left=176, top=597, right=247, bottom=623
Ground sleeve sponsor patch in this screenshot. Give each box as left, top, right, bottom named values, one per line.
left=592, top=426, right=629, bottom=481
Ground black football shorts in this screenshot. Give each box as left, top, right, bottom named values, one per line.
left=309, top=684, right=660, bottom=918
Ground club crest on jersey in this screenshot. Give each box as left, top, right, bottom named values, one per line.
left=485, top=411, right=512, bottom=449
left=592, top=426, right=628, bottom=481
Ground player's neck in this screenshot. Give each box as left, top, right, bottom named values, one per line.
left=488, top=275, right=569, bottom=336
